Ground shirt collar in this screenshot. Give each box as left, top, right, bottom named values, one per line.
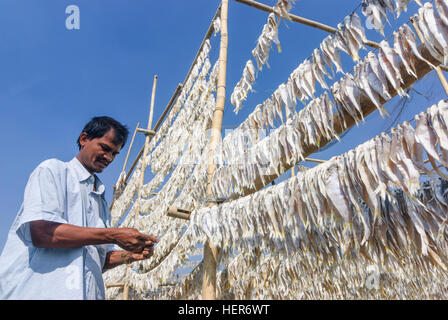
left=70, top=157, right=106, bottom=195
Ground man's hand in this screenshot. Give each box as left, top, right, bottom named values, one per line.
left=110, top=227, right=158, bottom=253
left=129, top=246, right=154, bottom=262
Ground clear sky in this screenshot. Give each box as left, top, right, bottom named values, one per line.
left=0, top=0, right=445, bottom=252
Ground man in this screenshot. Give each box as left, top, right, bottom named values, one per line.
left=0, top=116, right=158, bottom=300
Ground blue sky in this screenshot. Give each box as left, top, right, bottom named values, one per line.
left=0, top=0, right=445, bottom=251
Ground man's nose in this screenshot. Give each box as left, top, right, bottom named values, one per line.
left=104, top=152, right=114, bottom=163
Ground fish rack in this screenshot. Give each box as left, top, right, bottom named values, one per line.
left=104, top=0, right=448, bottom=300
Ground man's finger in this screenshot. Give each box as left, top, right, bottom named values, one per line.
left=143, top=235, right=158, bottom=243
left=144, top=240, right=155, bottom=247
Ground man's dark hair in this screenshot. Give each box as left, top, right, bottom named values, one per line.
left=77, top=116, right=129, bottom=150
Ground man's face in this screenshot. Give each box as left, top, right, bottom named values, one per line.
left=77, top=128, right=122, bottom=174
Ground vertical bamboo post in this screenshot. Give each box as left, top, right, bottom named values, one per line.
left=123, top=75, right=158, bottom=300
left=285, top=107, right=295, bottom=177
left=410, top=18, right=448, bottom=96
left=122, top=122, right=141, bottom=174
left=202, top=0, right=228, bottom=300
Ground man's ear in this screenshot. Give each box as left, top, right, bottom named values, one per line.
left=78, top=132, right=89, bottom=149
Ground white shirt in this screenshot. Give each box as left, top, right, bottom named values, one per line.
left=0, top=157, right=119, bottom=299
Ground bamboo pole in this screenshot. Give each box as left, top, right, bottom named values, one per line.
left=122, top=75, right=158, bottom=300
left=305, top=157, right=326, bottom=164
left=285, top=107, right=295, bottom=177
left=106, top=283, right=125, bottom=288
left=410, top=18, right=448, bottom=97
left=167, top=206, right=191, bottom=220
left=202, top=0, right=228, bottom=300
left=136, top=128, right=156, bottom=136
left=233, top=0, right=379, bottom=49
left=123, top=122, right=140, bottom=174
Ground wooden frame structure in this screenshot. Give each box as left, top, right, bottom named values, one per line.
left=107, top=0, right=448, bottom=300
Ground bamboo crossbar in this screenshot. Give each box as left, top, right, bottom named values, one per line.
left=223, top=44, right=442, bottom=201
left=233, top=0, right=380, bottom=49
left=106, top=283, right=125, bottom=288
left=136, top=128, right=156, bottom=136
left=167, top=206, right=191, bottom=220
left=305, top=157, right=326, bottom=163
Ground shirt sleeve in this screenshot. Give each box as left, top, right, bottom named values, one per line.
left=15, top=164, right=68, bottom=246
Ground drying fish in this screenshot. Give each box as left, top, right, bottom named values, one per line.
left=273, top=0, right=293, bottom=19
left=395, top=0, right=410, bottom=18
left=312, top=48, right=330, bottom=89
left=362, top=0, right=386, bottom=36
left=232, top=60, right=256, bottom=114
left=383, top=0, right=397, bottom=17
left=415, top=111, right=448, bottom=179
left=331, top=81, right=362, bottom=125
left=341, top=75, right=365, bottom=122
left=342, top=18, right=364, bottom=62
left=321, top=35, right=344, bottom=75
left=252, top=13, right=281, bottom=71
left=378, top=47, right=407, bottom=98
left=379, top=40, right=405, bottom=86
left=359, top=59, right=389, bottom=118
left=367, top=51, right=392, bottom=100
left=299, top=60, right=316, bottom=99
left=415, top=10, right=444, bottom=64
left=401, top=24, right=437, bottom=70
left=334, top=23, right=351, bottom=57
left=429, top=105, right=448, bottom=165
left=435, top=0, right=448, bottom=27
left=393, top=29, right=418, bottom=78
left=349, top=12, right=368, bottom=44
left=421, top=3, right=448, bottom=66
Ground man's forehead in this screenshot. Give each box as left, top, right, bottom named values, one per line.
left=94, top=129, right=122, bottom=150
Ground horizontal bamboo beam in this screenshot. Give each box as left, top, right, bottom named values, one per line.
left=233, top=0, right=379, bottom=49
left=224, top=44, right=441, bottom=200
left=106, top=283, right=125, bottom=288
left=167, top=206, right=191, bottom=220
left=305, top=157, right=326, bottom=163
left=136, top=128, right=156, bottom=136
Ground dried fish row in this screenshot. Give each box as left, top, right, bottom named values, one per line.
left=231, top=0, right=296, bottom=113
left=231, top=60, right=256, bottom=114
left=413, top=2, right=448, bottom=66
left=108, top=41, right=217, bottom=222
left=142, top=40, right=215, bottom=169
left=221, top=12, right=378, bottom=166
left=111, top=60, right=217, bottom=227
left=106, top=110, right=214, bottom=294
left=214, top=247, right=448, bottom=299
left=119, top=84, right=217, bottom=277
left=232, top=10, right=283, bottom=113
left=212, top=15, right=444, bottom=199
left=149, top=58, right=213, bottom=173
left=193, top=101, right=448, bottom=273
left=121, top=88, right=215, bottom=230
